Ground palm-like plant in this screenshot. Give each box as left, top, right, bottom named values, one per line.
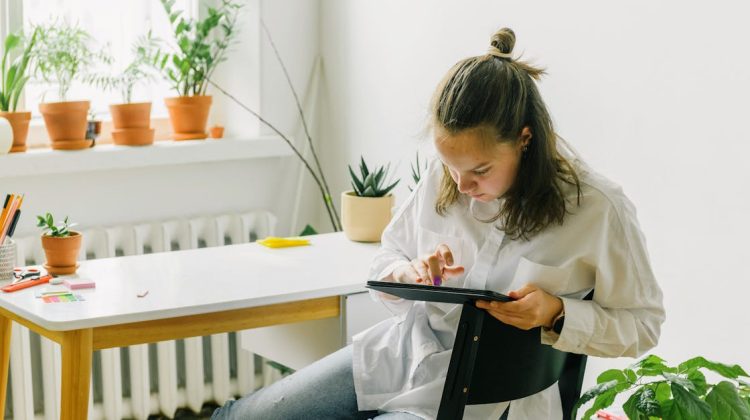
left=0, top=28, right=38, bottom=111
left=31, top=22, right=111, bottom=101
left=87, top=32, right=162, bottom=103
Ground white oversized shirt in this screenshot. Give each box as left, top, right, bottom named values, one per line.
left=351, top=156, right=665, bottom=420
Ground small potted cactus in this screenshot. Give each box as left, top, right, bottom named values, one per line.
left=341, top=157, right=400, bottom=242
left=37, top=213, right=81, bottom=275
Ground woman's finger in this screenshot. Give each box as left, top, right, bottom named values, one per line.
left=443, top=265, right=465, bottom=278
left=426, top=254, right=443, bottom=285
left=412, top=259, right=430, bottom=284
left=436, top=243, right=454, bottom=266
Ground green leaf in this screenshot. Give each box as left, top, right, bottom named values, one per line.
left=624, top=368, right=638, bottom=384
left=380, top=179, right=399, bottom=197
left=688, top=369, right=708, bottom=396
left=298, top=224, right=317, bottom=236
left=359, top=156, right=369, bottom=179
left=664, top=372, right=696, bottom=393
left=653, top=381, right=673, bottom=403
left=4, top=33, right=21, bottom=52
left=348, top=165, right=365, bottom=195
left=573, top=379, right=619, bottom=419
left=597, top=369, right=627, bottom=384
left=583, top=389, right=618, bottom=420
left=623, top=388, right=661, bottom=420
left=635, top=387, right=661, bottom=416
left=705, top=381, right=750, bottom=420
left=666, top=383, right=712, bottom=420
left=632, top=354, right=676, bottom=377
left=623, top=390, right=649, bottom=420
left=679, top=356, right=750, bottom=379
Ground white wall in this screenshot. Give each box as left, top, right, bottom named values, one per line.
left=319, top=0, right=750, bottom=391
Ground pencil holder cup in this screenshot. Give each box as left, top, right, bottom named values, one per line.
left=0, top=239, right=17, bottom=283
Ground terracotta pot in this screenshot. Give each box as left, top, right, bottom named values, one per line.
left=0, top=111, right=31, bottom=153
left=209, top=125, right=224, bottom=139
left=110, top=102, right=152, bottom=130
left=341, top=191, right=394, bottom=242
left=41, top=231, right=82, bottom=275
left=112, top=128, right=155, bottom=146
left=39, top=101, right=91, bottom=150
left=164, top=95, right=212, bottom=140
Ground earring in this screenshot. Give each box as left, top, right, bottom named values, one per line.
left=522, top=145, right=529, bottom=153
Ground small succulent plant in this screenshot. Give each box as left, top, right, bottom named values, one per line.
left=36, top=213, right=77, bottom=237
left=348, top=156, right=399, bottom=198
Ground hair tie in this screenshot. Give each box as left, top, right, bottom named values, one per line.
left=487, top=46, right=513, bottom=59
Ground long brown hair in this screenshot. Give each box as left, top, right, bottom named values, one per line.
left=432, top=28, right=581, bottom=240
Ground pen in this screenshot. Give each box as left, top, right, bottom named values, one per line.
left=7, top=209, right=20, bottom=237
left=0, top=194, right=13, bottom=238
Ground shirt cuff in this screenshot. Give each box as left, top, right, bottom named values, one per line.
left=542, top=297, right=594, bottom=353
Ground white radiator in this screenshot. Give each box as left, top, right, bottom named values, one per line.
left=4, top=210, right=283, bottom=420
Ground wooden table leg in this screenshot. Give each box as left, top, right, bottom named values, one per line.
left=0, top=315, right=11, bottom=418
left=60, top=329, right=93, bottom=420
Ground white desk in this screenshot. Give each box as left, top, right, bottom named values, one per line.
left=0, top=232, right=380, bottom=419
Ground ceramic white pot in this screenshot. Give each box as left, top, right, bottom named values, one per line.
left=0, top=116, right=13, bottom=154
left=341, top=191, right=394, bottom=242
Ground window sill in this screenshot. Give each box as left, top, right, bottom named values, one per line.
left=0, top=137, right=293, bottom=179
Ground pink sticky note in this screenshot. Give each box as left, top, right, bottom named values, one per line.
left=64, top=278, right=96, bottom=290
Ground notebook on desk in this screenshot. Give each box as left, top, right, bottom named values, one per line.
left=366, top=280, right=513, bottom=304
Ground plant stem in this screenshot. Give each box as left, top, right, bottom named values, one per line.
left=207, top=79, right=341, bottom=232
left=260, top=21, right=341, bottom=231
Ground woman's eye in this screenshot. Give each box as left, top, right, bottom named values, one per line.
left=473, top=168, right=489, bottom=176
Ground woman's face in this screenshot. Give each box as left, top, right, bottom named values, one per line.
left=435, top=126, right=530, bottom=202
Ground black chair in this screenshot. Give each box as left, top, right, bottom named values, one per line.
left=437, top=291, right=593, bottom=420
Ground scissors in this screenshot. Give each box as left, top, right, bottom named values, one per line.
left=11, top=267, right=42, bottom=284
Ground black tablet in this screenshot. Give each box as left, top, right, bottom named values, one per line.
left=366, top=280, right=514, bottom=305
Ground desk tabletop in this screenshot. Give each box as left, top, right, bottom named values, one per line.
left=0, top=233, right=380, bottom=331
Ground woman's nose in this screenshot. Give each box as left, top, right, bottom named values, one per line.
left=456, top=176, right=474, bottom=194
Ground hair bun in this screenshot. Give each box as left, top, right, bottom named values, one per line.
left=489, top=28, right=516, bottom=56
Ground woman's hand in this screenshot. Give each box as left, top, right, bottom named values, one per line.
left=475, top=284, right=563, bottom=330
left=391, top=244, right=465, bottom=286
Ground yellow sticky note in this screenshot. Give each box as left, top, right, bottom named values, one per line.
left=257, top=236, right=311, bottom=248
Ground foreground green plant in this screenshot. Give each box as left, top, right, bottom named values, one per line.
left=0, top=28, right=38, bottom=111
left=574, top=354, right=750, bottom=420
left=36, top=213, right=77, bottom=237
left=349, top=157, right=399, bottom=198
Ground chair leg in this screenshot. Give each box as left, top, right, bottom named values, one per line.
left=437, top=304, right=485, bottom=420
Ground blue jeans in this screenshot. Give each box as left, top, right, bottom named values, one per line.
left=211, top=345, right=422, bottom=420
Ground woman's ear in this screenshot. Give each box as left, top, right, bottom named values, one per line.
left=519, top=126, right=532, bottom=149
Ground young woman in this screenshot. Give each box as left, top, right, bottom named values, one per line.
left=212, top=27, right=665, bottom=420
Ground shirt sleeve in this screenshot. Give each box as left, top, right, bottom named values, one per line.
left=541, top=195, right=665, bottom=358
left=366, top=164, right=430, bottom=316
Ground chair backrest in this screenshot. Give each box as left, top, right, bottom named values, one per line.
left=438, top=290, right=593, bottom=420
left=467, top=312, right=571, bottom=404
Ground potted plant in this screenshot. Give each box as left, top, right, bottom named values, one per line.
left=36, top=213, right=81, bottom=276
left=31, top=22, right=110, bottom=150
left=89, top=32, right=161, bottom=146
left=0, top=28, right=38, bottom=153
left=342, top=157, right=400, bottom=242
left=574, top=354, right=750, bottom=420
left=157, top=0, right=241, bottom=140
